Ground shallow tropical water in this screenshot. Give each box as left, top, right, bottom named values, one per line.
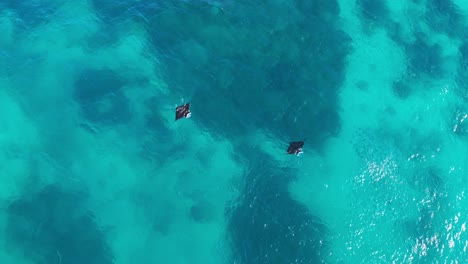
left=0, top=0, right=467, bottom=263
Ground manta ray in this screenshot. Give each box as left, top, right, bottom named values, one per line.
left=287, top=141, right=304, bottom=156
left=174, top=101, right=304, bottom=156
left=175, top=103, right=191, bottom=121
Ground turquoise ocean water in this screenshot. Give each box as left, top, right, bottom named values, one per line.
left=1, top=0, right=468, bottom=263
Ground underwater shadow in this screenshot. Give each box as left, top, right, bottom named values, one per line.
left=226, top=147, right=328, bottom=264
left=73, top=68, right=132, bottom=125
left=0, top=1, right=60, bottom=29
left=5, top=184, right=113, bottom=264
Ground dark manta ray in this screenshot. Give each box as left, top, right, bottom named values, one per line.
left=175, top=103, right=191, bottom=121
left=287, top=141, right=304, bottom=156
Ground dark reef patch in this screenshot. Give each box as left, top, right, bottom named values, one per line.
left=355, top=80, right=369, bottom=91
left=405, top=35, right=445, bottom=78
left=142, top=0, right=350, bottom=147
left=365, top=2, right=458, bottom=98
left=5, top=184, right=113, bottom=264
left=92, top=1, right=349, bottom=262
left=356, top=0, right=389, bottom=32
left=455, top=43, right=468, bottom=101
left=392, top=80, right=412, bottom=99
left=142, top=1, right=345, bottom=262
left=90, top=0, right=163, bottom=24
left=268, top=62, right=300, bottom=92
left=425, top=0, right=466, bottom=38
left=73, top=68, right=132, bottom=125
left=227, top=147, right=328, bottom=264
left=91, top=0, right=351, bottom=143
left=460, top=42, right=468, bottom=71
left=74, top=68, right=123, bottom=103
left=0, top=1, right=60, bottom=29
left=190, top=200, right=215, bottom=223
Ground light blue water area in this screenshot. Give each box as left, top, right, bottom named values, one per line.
left=0, top=0, right=468, bottom=263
